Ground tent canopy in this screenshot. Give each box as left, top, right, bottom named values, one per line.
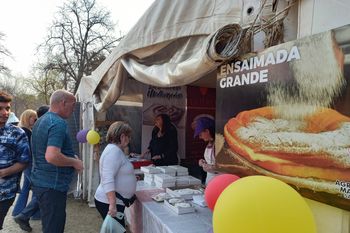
left=77, top=0, right=264, bottom=112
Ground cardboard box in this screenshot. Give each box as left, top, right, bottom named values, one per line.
left=164, top=199, right=196, bottom=214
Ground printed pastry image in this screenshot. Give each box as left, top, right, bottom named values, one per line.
left=143, top=104, right=184, bottom=126
left=223, top=106, right=350, bottom=198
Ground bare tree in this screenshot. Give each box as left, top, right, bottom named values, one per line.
left=0, top=73, right=42, bottom=115
left=26, top=63, right=65, bottom=104
left=0, top=31, right=11, bottom=73
left=38, top=0, right=122, bottom=93
left=0, top=74, right=16, bottom=95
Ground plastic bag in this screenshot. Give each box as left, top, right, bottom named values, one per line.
left=100, top=215, right=126, bottom=233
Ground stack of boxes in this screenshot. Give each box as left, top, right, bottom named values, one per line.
left=140, top=165, right=201, bottom=188
left=154, top=174, right=176, bottom=188
left=168, top=165, right=189, bottom=176
left=141, top=166, right=161, bottom=186
left=188, top=176, right=202, bottom=185
left=175, top=176, right=190, bottom=187
left=157, top=166, right=177, bottom=176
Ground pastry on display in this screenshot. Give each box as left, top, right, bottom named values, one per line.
left=168, top=198, right=185, bottom=204
left=174, top=202, right=192, bottom=208
left=152, top=192, right=173, bottom=202
left=166, top=188, right=203, bottom=200
left=164, top=198, right=195, bottom=214
left=173, top=189, right=202, bottom=195
left=224, top=106, right=350, bottom=199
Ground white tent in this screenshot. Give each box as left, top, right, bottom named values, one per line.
left=74, top=2, right=350, bottom=232
left=76, top=0, right=272, bottom=111
left=76, top=0, right=283, bottom=204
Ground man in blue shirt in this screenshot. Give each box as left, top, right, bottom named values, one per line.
left=13, top=105, right=49, bottom=232
left=30, top=90, right=83, bottom=233
left=0, top=91, right=30, bottom=230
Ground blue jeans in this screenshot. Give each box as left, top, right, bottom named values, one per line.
left=12, top=167, right=41, bottom=219
left=18, top=195, right=40, bottom=220
left=32, top=186, right=67, bottom=233
left=12, top=168, right=31, bottom=216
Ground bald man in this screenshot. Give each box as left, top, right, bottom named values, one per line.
left=30, top=90, right=83, bottom=233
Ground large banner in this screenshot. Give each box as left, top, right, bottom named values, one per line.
left=216, top=25, right=350, bottom=210
left=142, top=86, right=186, bottom=159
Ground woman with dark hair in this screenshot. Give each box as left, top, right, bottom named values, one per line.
left=194, top=116, right=217, bottom=185
left=143, top=114, right=179, bottom=166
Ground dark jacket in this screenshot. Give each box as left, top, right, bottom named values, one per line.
left=148, top=125, right=178, bottom=166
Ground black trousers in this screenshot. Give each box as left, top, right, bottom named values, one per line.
left=94, top=198, right=126, bottom=227
left=32, top=186, right=67, bottom=233
left=0, top=197, right=15, bottom=230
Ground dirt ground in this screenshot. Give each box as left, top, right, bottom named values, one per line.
left=2, top=195, right=103, bottom=233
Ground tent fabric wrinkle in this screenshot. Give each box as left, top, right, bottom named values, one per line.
left=94, top=61, right=127, bottom=112
left=89, top=0, right=242, bottom=84
left=77, top=0, right=263, bottom=112
left=95, top=23, right=244, bottom=112
left=122, top=24, right=245, bottom=86
left=76, top=75, right=97, bottom=102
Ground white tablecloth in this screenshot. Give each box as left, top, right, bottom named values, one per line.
left=142, top=201, right=212, bottom=233
left=126, top=181, right=213, bottom=233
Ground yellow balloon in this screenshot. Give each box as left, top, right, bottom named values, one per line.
left=86, top=130, right=100, bottom=145
left=213, top=176, right=316, bottom=233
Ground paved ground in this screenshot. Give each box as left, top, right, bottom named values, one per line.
left=2, top=195, right=103, bottom=233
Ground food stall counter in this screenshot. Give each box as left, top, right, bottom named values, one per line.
left=126, top=181, right=212, bottom=233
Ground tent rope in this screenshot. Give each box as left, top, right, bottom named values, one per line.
left=244, top=0, right=296, bottom=48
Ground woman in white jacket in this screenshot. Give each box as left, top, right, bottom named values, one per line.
left=94, top=121, right=136, bottom=229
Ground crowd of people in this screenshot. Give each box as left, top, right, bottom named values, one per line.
left=0, top=90, right=83, bottom=233
left=0, top=89, right=217, bottom=233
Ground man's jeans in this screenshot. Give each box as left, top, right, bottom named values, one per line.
left=0, top=198, right=15, bottom=230
left=12, top=168, right=31, bottom=216
left=17, top=195, right=40, bottom=220
left=32, top=186, right=67, bottom=233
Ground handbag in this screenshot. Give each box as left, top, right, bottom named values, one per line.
left=100, top=215, right=126, bottom=233
left=115, top=192, right=136, bottom=207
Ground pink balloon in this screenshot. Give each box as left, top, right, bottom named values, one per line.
left=204, top=174, right=240, bottom=211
